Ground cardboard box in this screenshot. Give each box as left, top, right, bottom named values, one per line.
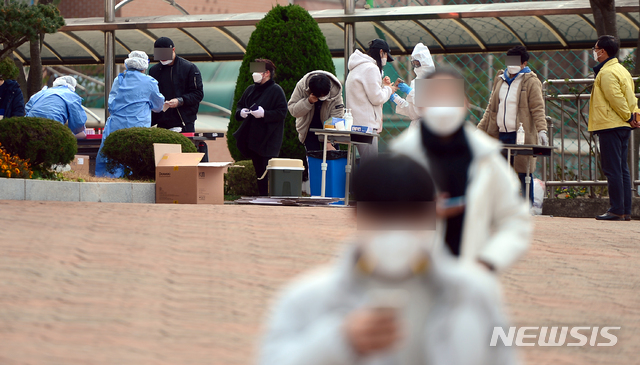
left=70, top=155, right=90, bottom=174
left=153, top=144, right=232, bottom=205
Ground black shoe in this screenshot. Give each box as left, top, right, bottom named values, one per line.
left=596, top=212, right=624, bottom=221
left=624, top=215, right=631, bottom=221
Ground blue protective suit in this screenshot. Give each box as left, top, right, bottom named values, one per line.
left=95, top=70, right=165, bottom=178
left=26, top=86, right=87, bottom=134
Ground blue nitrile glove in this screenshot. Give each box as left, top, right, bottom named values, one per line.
left=389, top=93, right=400, bottom=104
left=398, top=82, right=412, bottom=94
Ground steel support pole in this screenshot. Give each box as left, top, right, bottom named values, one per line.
left=344, top=0, right=355, bottom=100
left=104, top=0, right=116, bottom=119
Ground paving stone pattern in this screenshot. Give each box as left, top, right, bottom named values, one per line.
left=0, top=201, right=638, bottom=365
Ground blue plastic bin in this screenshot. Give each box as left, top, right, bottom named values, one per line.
left=307, top=150, right=348, bottom=201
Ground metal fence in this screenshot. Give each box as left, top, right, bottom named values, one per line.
left=542, top=78, right=640, bottom=198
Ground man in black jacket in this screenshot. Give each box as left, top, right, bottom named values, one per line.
left=0, top=77, right=25, bottom=119
left=149, top=37, right=204, bottom=133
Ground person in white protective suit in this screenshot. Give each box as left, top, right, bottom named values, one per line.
left=389, top=43, right=436, bottom=128
left=258, top=154, right=519, bottom=365
left=390, top=67, right=531, bottom=273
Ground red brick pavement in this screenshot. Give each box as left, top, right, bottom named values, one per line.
left=0, top=201, right=638, bottom=365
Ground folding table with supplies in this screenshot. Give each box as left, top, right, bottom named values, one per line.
left=309, top=128, right=378, bottom=206
left=502, top=144, right=557, bottom=203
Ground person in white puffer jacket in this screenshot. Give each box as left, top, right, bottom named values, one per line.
left=345, top=39, right=398, bottom=162
left=389, top=43, right=436, bottom=128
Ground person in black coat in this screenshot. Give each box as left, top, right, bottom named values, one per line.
left=233, top=59, right=288, bottom=196
left=149, top=37, right=204, bottom=133
left=0, top=78, right=25, bottom=119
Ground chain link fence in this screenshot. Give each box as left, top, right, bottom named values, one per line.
left=370, top=0, right=639, bottom=187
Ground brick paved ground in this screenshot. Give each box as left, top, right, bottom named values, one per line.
left=0, top=200, right=638, bottom=365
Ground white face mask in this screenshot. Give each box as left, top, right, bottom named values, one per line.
left=252, top=72, right=263, bottom=84
left=160, top=60, right=172, bottom=66
left=593, top=49, right=600, bottom=61
left=507, top=65, right=521, bottom=75
left=381, top=55, right=387, bottom=67
left=360, top=230, right=433, bottom=279
left=422, top=107, right=468, bottom=137
left=318, top=95, right=329, bottom=101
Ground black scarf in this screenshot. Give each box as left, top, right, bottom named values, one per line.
left=420, top=122, right=472, bottom=257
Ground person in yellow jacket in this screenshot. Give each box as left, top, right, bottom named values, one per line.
left=588, top=35, right=640, bottom=221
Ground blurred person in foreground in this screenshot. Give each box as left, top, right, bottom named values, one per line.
left=390, top=68, right=531, bottom=273
left=26, top=76, right=87, bottom=138
left=95, top=51, right=165, bottom=178
left=588, top=35, right=639, bottom=221
left=477, top=46, right=548, bottom=203
left=389, top=43, right=436, bottom=128
left=259, top=154, right=518, bottom=365
left=289, top=71, right=344, bottom=152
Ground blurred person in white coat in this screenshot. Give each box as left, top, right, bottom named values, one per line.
left=389, top=43, right=436, bottom=128
left=258, top=154, right=519, bottom=365
left=345, top=39, right=398, bottom=162
left=390, top=67, right=531, bottom=272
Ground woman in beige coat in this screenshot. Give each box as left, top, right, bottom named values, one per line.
left=477, top=46, right=548, bottom=202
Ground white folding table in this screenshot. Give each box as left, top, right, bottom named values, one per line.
left=502, top=144, right=557, bottom=203
left=309, top=129, right=378, bottom=206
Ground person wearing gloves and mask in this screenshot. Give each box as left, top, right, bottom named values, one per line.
left=95, top=51, right=165, bottom=178
left=390, top=67, right=531, bottom=273
left=233, top=59, right=288, bottom=196
left=26, top=76, right=87, bottom=138
left=389, top=43, right=436, bottom=128
left=259, top=154, right=519, bottom=365
left=477, top=46, right=548, bottom=203
left=149, top=37, right=204, bottom=133
left=345, top=39, right=399, bottom=161
left=288, top=71, right=345, bottom=152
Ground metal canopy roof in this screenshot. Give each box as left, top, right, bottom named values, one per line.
left=11, top=0, right=640, bottom=66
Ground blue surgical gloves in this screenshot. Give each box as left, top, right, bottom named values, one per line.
left=397, top=82, right=412, bottom=94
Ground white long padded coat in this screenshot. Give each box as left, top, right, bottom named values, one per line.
left=390, top=123, right=532, bottom=272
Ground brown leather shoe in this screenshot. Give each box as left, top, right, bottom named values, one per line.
left=623, top=215, right=631, bottom=221
left=596, top=212, right=624, bottom=221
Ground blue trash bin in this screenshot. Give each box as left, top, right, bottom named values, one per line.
left=307, top=150, right=348, bottom=201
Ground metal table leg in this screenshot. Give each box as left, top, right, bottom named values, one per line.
left=344, top=142, right=352, bottom=206
left=321, top=134, right=328, bottom=197
left=525, top=161, right=531, bottom=204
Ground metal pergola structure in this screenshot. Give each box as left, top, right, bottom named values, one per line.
left=8, top=0, right=639, bottom=115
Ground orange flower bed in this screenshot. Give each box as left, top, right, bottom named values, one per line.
left=0, top=142, right=32, bottom=179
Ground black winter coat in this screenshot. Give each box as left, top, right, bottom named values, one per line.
left=233, top=79, right=287, bottom=158
left=149, top=56, right=203, bottom=132
left=0, top=80, right=25, bottom=118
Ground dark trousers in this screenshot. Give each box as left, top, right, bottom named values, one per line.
left=499, top=132, right=534, bottom=203
left=251, top=155, right=273, bottom=196
left=597, top=128, right=632, bottom=215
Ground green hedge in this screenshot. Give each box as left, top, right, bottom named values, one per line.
left=100, top=127, right=197, bottom=180
left=0, top=117, right=77, bottom=169
left=224, top=160, right=259, bottom=197
left=227, top=4, right=336, bottom=162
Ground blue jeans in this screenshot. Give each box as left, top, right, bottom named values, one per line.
left=597, top=128, right=632, bottom=215
left=499, top=132, right=534, bottom=203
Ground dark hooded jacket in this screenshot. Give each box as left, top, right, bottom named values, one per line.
left=0, top=80, right=25, bottom=118
left=149, top=56, right=203, bottom=132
